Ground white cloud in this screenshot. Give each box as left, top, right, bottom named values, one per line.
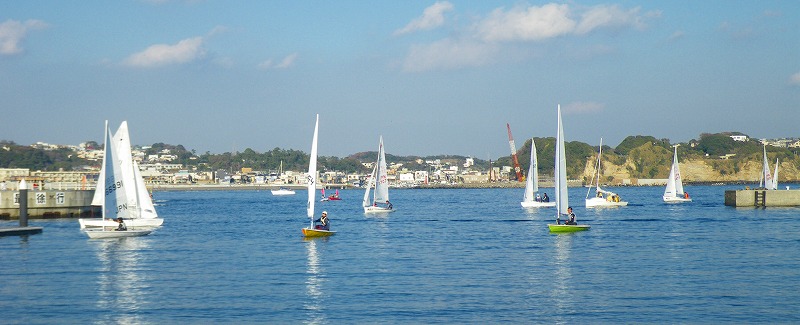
left=394, top=1, right=454, bottom=36
left=790, top=72, right=800, bottom=86
left=258, top=53, right=298, bottom=70
left=399, top=3, right=659, bottom=72
left=124, top=37, right=205, bottom=67
left=402, top=38, right=497, bottom=72
left=0, top=19, right=48, bottom=55
left=476, top=4, right=575, bottom=42
left=575, top=5, right=654, bottom=35
left=668, top=30, right=685, bottom=42
left=563, top=101, right=605, bottom=114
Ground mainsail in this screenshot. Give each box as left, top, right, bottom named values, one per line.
left=522, top=139, right=539, bottom=203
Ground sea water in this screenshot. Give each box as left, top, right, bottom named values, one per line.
left=1, top=185, right=799, bottom=324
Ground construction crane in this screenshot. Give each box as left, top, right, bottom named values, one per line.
left=506, top=123, right=525, bottom=182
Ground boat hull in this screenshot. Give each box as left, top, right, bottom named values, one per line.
left=364, top=206, right=396, bottom=214
left=548, top=224, right=591, bottom=233
left=521, top=201, right=556, bottom=208
left=585, top=197, right=628, bottom=208
left=271, top=190, right=296, bottom=196
left=302, top=228, right=336, bottom=237
left=84, top=229, right=152, bottom=239
left=79, top=218, right=164, bottom=229
left=663, top=196, right=692, bottom=203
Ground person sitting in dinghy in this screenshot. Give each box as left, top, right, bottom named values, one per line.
left=115, top=217, right=127, bottom=231
left=564, top=207, right=577, bottom=225
left=386, top=200, right=393, bottom=210
left=314, top=211, right=330, bottom=230
left=542, top=193, right=549, bottom=202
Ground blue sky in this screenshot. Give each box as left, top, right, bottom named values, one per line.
left=1, top=1, right=798, bottom=158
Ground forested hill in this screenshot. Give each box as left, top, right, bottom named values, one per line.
left=1, top=132, right=798, bottom=182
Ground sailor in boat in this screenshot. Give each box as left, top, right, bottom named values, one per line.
left=542, top=193, right=549, bottom=202
left=314, top=211, right=330, bottom=230
left=115, top=217, right=127, bottom=231
left=684, top=192, right=690, bottom=199
left=535, top=193, right=541, bottom=202
left=558, top=207, right=577, bottom=225
left=386, top=200, right=393, bottom=210
left=564, top=207, right=577, bottom=225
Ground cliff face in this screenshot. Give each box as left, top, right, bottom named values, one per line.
left=581, top=146, right=800, bottom=184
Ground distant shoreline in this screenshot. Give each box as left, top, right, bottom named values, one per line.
left=150, top=180, right=771, bottom=192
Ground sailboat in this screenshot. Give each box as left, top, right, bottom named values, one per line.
left=83, top=121, right=152, bottom=239
left=271, top=161, right=296, bottom=195
left=759, top=145, right=778, bottom=190
left=320, top=188, right=341, bottom=201
left=302, top=115, right=335, bottom=237
left=663, top=145, right=691, bottom=202
left=363, top=136, right=395, bottom=213
left=521, top=139, right=555, bottom=208
left=548, top=105, right=589, bottom=232
left=79, top=121, right=163, bottom=229
left=585, top=138, right=628, bottom=208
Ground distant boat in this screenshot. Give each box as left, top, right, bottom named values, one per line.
left=759, top=145, right=778, bottom=190
left=521, top=138, right=555, bottom=208
left=585, top=138, right=628, bottom=208
left=82, top=121, right=153, bottom=239
left=663, top=145, right=691, bottom=203
left=79, top=121, right=163, bottom=229
left=302, top=115, right=335, bottom=237
left=363, top=136, right=394, bottom=214
left=272, top=161, right=296, bottom=195
left=548, top=105, right=589, bottom=233
left=321, top=188, right=341, bottom=201
left=272, top=187, right=296, bottom=196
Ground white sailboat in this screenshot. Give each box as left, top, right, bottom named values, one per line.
left=302, top=115, right=335, bottom=237
left=80, top=121, right=163, bottom=229
left=548, top=105, right=589, bottom=232
left=363, top=136, right=394, bottom=213
left=271, top=161, right=296, bottom=195
left=663, top=145, right=691, bottom=202
left=83, top=121, right=152, bottom=239
left=759, top=145, right=778, bottom=190
left=585, top=138, right=628, bottom=208
left=521, top=139, right=555, bottom=208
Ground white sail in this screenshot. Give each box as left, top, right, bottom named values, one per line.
left=133, top=160, right=158, bottom=219
left=373, top=136, right=389, bottom=204
left=90, top=122, right=108, bottom=207
left=760, top=145, right=773, bottom=189
left=586, top=138, right=605, bottom=198
left=362, top=165, right=376, bottom=208
left=664, top=146, right=682, bottom=198
left=307, top=114, right=319, bottom=226
left=771, top=158, right=779, bottom=190
left=112, top=121, right=138, bottom=219
left=555, top=105, right=568, bottom=218
left=522, top=139, right=538, bottom=203
left=102, top=121, right=122, bottom=220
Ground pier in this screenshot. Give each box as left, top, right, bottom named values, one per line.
left=724, top=189, right=800, bottom=207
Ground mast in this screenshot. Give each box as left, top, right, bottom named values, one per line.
left=506, top=123, right=525, bottom=182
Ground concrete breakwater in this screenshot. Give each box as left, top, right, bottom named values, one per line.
left=0, top=189, right=98, bottom=220
left=724, top=189, right=800, bottom=207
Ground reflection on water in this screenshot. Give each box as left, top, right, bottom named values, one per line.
left=92, top=237, right=152, bottom=325
left=551, top=234, right=573, bottom=324
left=304, top=238, right=326, bottom=325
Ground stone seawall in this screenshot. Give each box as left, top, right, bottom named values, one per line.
left=0, top=190, right=98, bottom=219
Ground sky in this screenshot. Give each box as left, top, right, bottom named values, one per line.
left=1, top=1, right=798, bottom=159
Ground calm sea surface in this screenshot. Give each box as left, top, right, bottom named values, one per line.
left=2, top=185, right=800, bottom=324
